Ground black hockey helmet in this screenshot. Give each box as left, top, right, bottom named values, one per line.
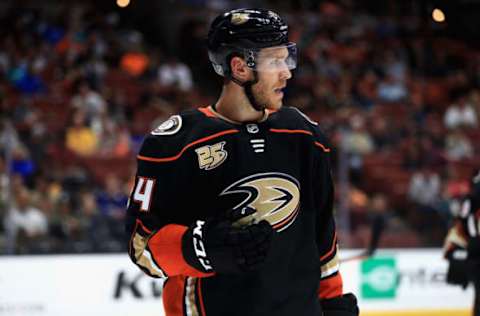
left=207, top=8, right=296, bottom=77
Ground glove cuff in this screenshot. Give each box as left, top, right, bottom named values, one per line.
left=146, top=224, right=212, bottom=277
left=182, top=220, right=215, bottom=273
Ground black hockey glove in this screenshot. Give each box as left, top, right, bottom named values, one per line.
left=446, top=258, right=470, bottom=289
left=182, top=209, right=274, bottom=274
left=320, top=293, right=359, bottom=316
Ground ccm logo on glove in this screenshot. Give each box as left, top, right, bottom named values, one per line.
left=192, top=220, right=213, bottom=271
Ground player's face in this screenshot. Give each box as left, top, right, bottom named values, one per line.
left=252, top=47, right=293, bottom=110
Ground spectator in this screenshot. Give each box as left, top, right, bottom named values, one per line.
left=120, top=50, right=150, bottom=77
left=444, top=165, right=471, bottom=199
left=97, top=118, right=131, bottom=158
left=0, top=157, right=8, bottom=209
left=368, top=194, right=410, bottom=232
left=76, top=191, right=111, bottom=252
left=348, top=185, right=370, bottom=230
left=353, top=70, right=378, bottom=109
left=370, top=115, right=399, bottom=151
left=407, top=165, right=448, bottom=244
left=341, top=113, right=375, bottom=185
left=445, top=129, right=474, bottom=161
left=444, top=94, right=478, bottom=129
left=3, top=186, right=48, bottom=254
left=8, top=63, right=45, bottom=95
left=402, top=139, right=423, bottom=171
left=10, top=145, right=36, bottom=183
left=65, top=109, right=98, bottom=156
left=407, top=165, right=442, bottom=207
left=377, top=73, right=408, bottom=103
left=342, top=113, right=375, bottom=156
left=95, top=174, right=128, bottom=251
left=418, top=134, right=445, bottom=169
left=0, top=119, right=21, bottom=154
left=48, top=193, right=87, bottom=253
left=95, top=174, right=128, bottom=219
left=383, top=50, right=408, bottom=83
left=158, top=55, right=193, bottom=92
left=70, top=81, right=107, bottom=121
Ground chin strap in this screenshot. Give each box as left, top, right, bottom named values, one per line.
left=229, top=72, right=265, bottom=112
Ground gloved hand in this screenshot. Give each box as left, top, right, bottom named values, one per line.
left=182, top=208, right=274, bottom=274
left=446, top=258, right=470, bottom=289
left=320, top=293, right=359, bottom=316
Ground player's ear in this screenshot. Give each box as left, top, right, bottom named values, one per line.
left=230, top=56, right=252, bottom=81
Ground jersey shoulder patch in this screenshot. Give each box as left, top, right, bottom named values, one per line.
left=151, top=115, right=182, bottom=136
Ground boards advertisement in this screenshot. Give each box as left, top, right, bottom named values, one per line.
left=0, top=250, right=474, bottom=315
left=341, top=249, right=473, bottom=316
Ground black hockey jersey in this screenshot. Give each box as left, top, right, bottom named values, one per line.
left=126, top=106, right=343, bottom=316
left=444, top=170, right=480, bottom=260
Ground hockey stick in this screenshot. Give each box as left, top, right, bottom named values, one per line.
left=340, top=214, right=385, bottom=263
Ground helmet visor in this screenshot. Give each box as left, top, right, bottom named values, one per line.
left=247, top=42, right=297, bottom=73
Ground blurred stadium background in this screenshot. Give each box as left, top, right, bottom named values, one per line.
left=0, top=0, right=479, bottom=315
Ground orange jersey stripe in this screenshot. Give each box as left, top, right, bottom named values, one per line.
left=270, top=128, right=313, bottom=135
left=314, top=141, right=331, bottom=152
left=137, top=129, right=239, bottom=163
left=136, top=218, right=152, bottom=234
left=270, top=129, right=331, bottom=152
left=198, top=107, right=216, bottom=118
left=320, top=231, right=337, bottom=261
left=318, top=273, right=343, bottom=299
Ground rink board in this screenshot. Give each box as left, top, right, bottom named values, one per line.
left=341, top=249, right=473, bottom=313
left=0, top=249, right=473, bottom=315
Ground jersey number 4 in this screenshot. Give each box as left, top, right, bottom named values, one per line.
left=132, top=177, right=156, bottom=212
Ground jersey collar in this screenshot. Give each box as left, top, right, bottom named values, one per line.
left=203, top=105, right=274, bottom=125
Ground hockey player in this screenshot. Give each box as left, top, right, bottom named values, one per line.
left=444, top=170, right=480, bottom=316
left=125, top=8, right=359, bottom=316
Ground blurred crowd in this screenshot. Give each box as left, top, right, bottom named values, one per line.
left=0, top=1, right=479, bottom=254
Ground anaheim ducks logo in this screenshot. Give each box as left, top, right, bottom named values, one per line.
left=221, top=172, right=300, bottom=232
left=151, top=115, right=182, bottom=136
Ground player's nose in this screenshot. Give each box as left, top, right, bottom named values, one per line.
left=279, top=67, right=292, bottom=80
